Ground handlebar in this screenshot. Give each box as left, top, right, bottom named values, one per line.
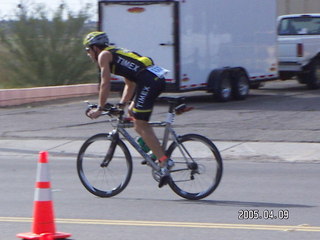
left=85, top=102, right=124, bottom=118
left=84, top=97, right=193, bottom=120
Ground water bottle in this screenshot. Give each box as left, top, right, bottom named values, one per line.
left=137, top=137, right=150, bottom=153
left=137, top=137, right=157, bottom=161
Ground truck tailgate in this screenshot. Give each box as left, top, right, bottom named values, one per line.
left=278, top=37, right=300, bottom=59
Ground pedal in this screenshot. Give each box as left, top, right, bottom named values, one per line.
left=141, top=158, right=156, bottom=165
left=141, top=159, right=147, bottom=165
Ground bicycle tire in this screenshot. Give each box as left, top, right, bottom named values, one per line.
left=77, top=133, right=133, bottom=197
left=166, top=134, right=223, bottom=200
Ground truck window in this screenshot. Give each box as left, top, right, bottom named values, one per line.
left=278, top=17, right=320, bottom=35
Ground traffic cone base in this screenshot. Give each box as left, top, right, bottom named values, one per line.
left=16, top=231, right=71, bottom=240
left=16, top=152, right=71, bottom=240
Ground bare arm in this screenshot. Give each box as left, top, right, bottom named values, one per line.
left=120, top=78, right=136, bottom=105
left=97, top=51, right=112, bottom=108
left=88, top=50, right=112, bottom=119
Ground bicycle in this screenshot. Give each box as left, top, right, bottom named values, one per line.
left=77, top=96, right=223, bottom=200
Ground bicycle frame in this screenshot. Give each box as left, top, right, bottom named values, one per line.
left=79, top=98, right=223, bottom=200
left=108, top=109, right=186, bottom=172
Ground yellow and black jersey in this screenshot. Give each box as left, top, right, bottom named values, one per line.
left=105, top=46, right=154, bottom=82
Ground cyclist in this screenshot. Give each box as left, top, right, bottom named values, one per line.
left=83, top=31, right=173, bottom=187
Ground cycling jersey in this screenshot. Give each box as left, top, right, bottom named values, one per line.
left=104, top=46, right=167, bottom=121
left=105, top=46, right=154, bottom=82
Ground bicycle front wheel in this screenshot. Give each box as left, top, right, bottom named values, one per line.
left=77, top=133, right=133, bottom=197
left=166, top=134, right=223, bottom=200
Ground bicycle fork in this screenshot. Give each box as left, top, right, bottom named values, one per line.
left=101, top=130, right=119, bottom=167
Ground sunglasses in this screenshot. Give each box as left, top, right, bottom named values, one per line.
left=85, top=47, right=91, bottom=52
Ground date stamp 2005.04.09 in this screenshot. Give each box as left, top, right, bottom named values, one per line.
left=238, top=209, right=289, bottom=220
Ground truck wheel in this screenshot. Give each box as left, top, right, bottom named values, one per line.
left=214, top=70, right=233, bottom=102
left=306, top=59, right=320, bottom=89
left=297, top=74, right=308, bottom=84
left=232, top=69, right=250, bottom=100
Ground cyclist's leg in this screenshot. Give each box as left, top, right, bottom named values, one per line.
left=134, top=119, right=165, bottom=159
left=131, top=72, right=171, bottom=187
left=131, top=71, right=166, bottom=160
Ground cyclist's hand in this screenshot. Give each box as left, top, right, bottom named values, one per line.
left=87, top=108, right=102, bottom=119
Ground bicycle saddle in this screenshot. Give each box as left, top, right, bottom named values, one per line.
left=159, top=96, right=185, bottom=105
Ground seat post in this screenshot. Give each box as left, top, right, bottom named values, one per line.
left=168, top=102, right=176, bottom=113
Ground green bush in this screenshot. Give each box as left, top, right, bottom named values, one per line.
left=0, top=2, right=97, bottom=88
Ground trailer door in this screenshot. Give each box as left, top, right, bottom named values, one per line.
left=99, top=1, right=177, bottom=87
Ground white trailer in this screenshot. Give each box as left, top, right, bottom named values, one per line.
left=98, top=0, right=278, bottom=101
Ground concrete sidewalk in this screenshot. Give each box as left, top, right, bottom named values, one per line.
left=0, top=139, right=319, bottom=162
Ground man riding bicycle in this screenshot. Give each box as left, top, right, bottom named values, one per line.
left=83, top=31, right=173, bottom=187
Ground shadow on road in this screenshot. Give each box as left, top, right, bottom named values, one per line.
left=178, top=199, right=314, bottom=208
left=113, top=197, right=314, bottom=208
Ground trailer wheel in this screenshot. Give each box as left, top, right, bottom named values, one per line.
left=213, top=70, right=233, bottom=102
left=232, top=69, right=250, bottom=100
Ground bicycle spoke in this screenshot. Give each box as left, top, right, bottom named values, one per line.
left=77, top=134, right=132, bottom=198
left=166, top=134, right=223, bottom=200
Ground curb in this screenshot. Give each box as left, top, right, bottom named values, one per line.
left=0, top=139, right=319, bottom=162
left=0, top=83, right=99, bottom=107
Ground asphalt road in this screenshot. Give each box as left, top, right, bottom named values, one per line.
left=1, top=154, right=319, bottom=240
left=1, top=80, right=320, bottom=240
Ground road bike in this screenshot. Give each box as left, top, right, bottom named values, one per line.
left=76, top=96, right=223, bottom=200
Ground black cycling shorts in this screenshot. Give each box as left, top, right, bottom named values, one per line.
left=132, top=70, right=166, bottom=121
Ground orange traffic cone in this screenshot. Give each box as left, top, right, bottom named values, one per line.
left=17, top=151, right=71, bottom=240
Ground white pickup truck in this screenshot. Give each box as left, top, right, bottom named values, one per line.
left=278, top=14, right=320, bottom=89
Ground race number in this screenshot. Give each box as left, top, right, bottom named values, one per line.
left=146, top=65, right=169, bottom=78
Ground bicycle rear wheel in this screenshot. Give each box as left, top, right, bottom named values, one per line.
left=77, top=133, right=133, bottom=197
left=166, top=134, right=223, bottom=200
